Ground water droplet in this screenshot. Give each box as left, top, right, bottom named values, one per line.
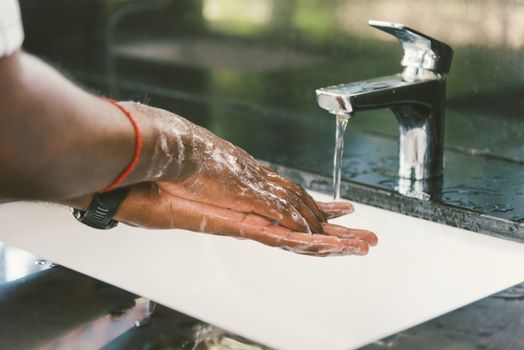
left=378, top=178, right=396, bottom=187
left=488, top=203, right=514, bottom=213
left=374, top=334, right=400, bottom=347
left=492, top=285, right=524, bottom=301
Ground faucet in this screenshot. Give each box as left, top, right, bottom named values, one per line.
left=316, top=20, right=453, bottom=182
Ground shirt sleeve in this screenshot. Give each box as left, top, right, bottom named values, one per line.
left=0, top=0, right=24, bottom=58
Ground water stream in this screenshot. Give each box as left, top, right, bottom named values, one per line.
left=333, top=114, right=351, bottom=200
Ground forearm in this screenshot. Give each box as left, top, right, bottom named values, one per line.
left=0, top=51, right=246, bottom=205
left=1, top=52, right=135, bottom=199
left=0, top=52, right=163, bottom=200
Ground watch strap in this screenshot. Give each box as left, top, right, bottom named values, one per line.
left=73, top=187, right=129, bottom=230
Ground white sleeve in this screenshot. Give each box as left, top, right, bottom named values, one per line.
left=0, top=0, right=24, bottom=58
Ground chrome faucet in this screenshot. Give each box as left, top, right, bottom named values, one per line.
left=316, top=20, right=453, bottom=182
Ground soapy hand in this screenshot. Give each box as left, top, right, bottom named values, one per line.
left=61, top=103, right=377, bottom=256
left=115, top=182, right=378, bottom=256
left=0, top=51, right=376, bottom=256
left=133, top=103, right=330, bottom=234
left=105, top=103, right=378, bottom=256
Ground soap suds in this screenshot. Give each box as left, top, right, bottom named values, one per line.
left=150, top=134, right=173, bottom=179
left=199, top=217, right=208, bottom=232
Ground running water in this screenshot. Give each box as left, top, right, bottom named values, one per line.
left=333, top=114, right=351, bottom=200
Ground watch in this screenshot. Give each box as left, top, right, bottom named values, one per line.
left=72, top=187, right=129, bottom=230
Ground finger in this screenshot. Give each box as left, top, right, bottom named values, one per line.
left=197, top=207, right=366, bottom=255
left=288, top=199, right=324, bottom=234
left=317, top=201, right=354, bottom=219
left=293, top=247, right=368, bottom=257
left=322, top=223, right=378, bottom=247
left=139, top=190, right=369, bottom=255
left=237, top=164, right=320, bottom=233
left=250, top=193, right=312, bottom=233
left=264, top=171, right=327, bottom=223
left=261, top=181, right=324, bottom=234
left=255, top=229, right=369, bottom=256
left=118, top=185, right=372, bottom=256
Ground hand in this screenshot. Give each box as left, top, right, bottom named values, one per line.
left=65, top=103, right=378, bottom=256
left=136, top=103, right=341, bottom=234
left=114, top=182, right=378, bottom=257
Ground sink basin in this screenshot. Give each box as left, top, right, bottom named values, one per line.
left=2, top=191, right=524, bottom=349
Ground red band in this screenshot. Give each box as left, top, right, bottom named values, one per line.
left=100, top=98, right=142, bottom=193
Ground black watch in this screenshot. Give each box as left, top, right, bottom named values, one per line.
left=72, top=187, right=129, bottom=230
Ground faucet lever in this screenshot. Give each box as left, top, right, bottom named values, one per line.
left=368, top=20, right=453, bottom=75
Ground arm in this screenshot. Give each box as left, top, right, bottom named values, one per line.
left=0, top=52, right=154, bottom=200
left=0, top=51, right=378, bottom=256
left=0, top=52, right=312, bottom=231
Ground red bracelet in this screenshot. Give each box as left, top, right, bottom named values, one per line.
left=100, top=98, right=143, bottom=193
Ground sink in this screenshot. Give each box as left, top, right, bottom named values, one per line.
left=2, top=191, right=524, bottom=349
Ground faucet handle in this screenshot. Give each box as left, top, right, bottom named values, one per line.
left=368, top=20, right=453, bottom=75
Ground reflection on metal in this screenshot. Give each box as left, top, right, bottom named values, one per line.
left=369, top=20, right=452, bottom=75
left=397, top=177, right=442, bottom=201
left=316, top=20, right=453, bottom=199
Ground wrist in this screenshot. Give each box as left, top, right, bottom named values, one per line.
left=119, top=102, right=194, bottom=182
left=115, top=101, right=157, bottom=185
left=99, top=99, right=144, bottom=192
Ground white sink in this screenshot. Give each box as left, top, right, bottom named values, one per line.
left=2, top=191, right=524, bottom=350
